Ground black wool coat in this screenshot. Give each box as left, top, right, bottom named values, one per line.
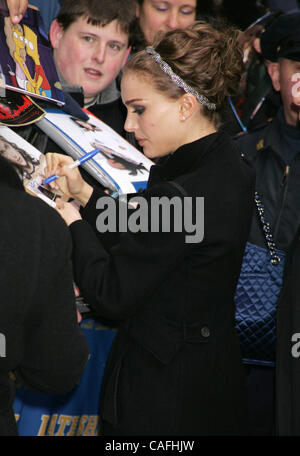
left=69, top=131, right=255, bottom=436
left=0, top=157, right=89, bottom=436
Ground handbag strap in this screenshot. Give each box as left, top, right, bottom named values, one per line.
left=166, top=180, right=189, bottom=197
left=254, top=192, right=281, bottom=265
left=167, top=184, right=281, bottom=265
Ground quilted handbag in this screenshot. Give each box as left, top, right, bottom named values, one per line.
left=234, top=192, right=285, bottom=366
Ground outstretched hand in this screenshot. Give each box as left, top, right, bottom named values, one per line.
left=7, top=0, right=28, bottom=23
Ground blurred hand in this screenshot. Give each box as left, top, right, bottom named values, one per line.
left=55, top=198, right=82, bottom=226
left=7, top=0, right=28, bottom=23
left=77, top=310, right=82, bottom=324
left=45, top=153, right=93, bottom=206
left=73, top=284, right=82, bottom=323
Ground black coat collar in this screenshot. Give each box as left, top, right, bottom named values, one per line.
left=148, top=131, right=225, bottom=185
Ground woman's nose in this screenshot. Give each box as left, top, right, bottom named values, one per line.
left=165, top=12, right=180, bottom=30
left=124, top=113, right=136, bottom=133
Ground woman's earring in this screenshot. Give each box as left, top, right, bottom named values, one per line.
left=181, top=116, right=186, bottom=121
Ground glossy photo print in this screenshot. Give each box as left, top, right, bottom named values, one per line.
left=0, top=126, right=58, bottom=207
left=37, top=108, right=153, bottom=194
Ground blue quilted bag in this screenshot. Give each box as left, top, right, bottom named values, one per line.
left=234, top=193, right=285, bottom=366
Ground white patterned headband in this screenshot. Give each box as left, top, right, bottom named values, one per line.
left=145, top=46, right=216, bottom=111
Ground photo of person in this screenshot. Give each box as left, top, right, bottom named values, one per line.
left=0, top=134, right=39, bottom=178
left=91, top=140, right=148, bottom=176
left=70, top=116, right=103, bottom=133
left=0, top=130, right=58, bottom=206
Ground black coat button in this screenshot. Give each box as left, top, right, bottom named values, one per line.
left=201, top=326, right=210, bottom=338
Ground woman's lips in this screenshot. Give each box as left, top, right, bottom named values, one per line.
left=136, top=138, right=146, bottom=146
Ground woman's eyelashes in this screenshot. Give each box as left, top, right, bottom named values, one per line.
left=153, top=4, right=195, bottom=15
left=133, top=105, right=145, bottom=115
left=180, top=8, right=195, bottom=15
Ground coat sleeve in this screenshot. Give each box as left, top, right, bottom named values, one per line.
left=17, top=199, right=89, bottom=395
left=69, top=183, right=196, bottom=321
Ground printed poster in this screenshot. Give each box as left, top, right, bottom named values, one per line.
left=0, top=3, right=64, bottom=106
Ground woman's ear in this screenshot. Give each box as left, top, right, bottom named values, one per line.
left=253, top=37, right=262, bottom=54
left=49, top=19, right=64, bottom=50
left=179, top=93, right=198, bottom=121
left=121, top=46, right=132, bottom=69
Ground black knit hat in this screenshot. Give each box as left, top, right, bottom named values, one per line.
left=260, top=11, right=300, bottom=62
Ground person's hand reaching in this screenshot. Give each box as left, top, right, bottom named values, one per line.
left=7, top=0, right=28, bottom=24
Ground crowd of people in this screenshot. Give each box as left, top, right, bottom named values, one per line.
left=1, top=0, right=300, bottom=437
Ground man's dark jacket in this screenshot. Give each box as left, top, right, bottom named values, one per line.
left=235, top=111, right=300, bottom=253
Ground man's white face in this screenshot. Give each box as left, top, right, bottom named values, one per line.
left=51, top=16, right=131, bottom=104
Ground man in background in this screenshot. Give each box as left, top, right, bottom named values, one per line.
left=49, top=0, right=136, bottom=136
left=235, top=11, right=300, bottom=435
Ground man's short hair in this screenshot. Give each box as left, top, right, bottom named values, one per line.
left=56, top=0, right=137, bottom=45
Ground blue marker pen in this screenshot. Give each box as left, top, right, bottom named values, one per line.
left=42, top=148, right=100, bottom=185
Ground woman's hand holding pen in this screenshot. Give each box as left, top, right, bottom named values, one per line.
left=44, top=153, right=94, bottom=226
left=55, top=198, right=82, bottom=227
left=45, top=153, right=93, bottom=206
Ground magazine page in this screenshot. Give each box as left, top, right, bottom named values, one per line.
left=0, top=3, right=65, bottom=106
left=0, top=89, right=45, bottom=126
left=0, top=125, right=57, bottom=207
left=37, top=108, right=153, bottom=195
